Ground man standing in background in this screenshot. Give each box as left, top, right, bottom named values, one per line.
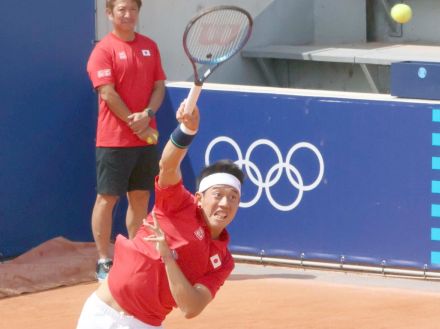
left=87, top=0, right=166, bottom=281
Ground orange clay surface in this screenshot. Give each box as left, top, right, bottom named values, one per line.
left=1, top=264, right=440, bottom=329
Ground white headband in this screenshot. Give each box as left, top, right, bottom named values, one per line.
left=198, top=173, right=241, bottom=195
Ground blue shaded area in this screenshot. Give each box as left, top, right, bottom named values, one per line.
left=431, top=252, right=440, bottom=264
left=432, top=133, right=440, bottom=146
left=431, top=228, right=440, bottom=241
left=432, top=181, right=440, bottom=194
left=431, top=204, right=440, bottom=217
left=433, top=109, right=440, bottom=122
left=0, top=1, right=96, bottom=257
left=433, top=157, right=440, bottom=170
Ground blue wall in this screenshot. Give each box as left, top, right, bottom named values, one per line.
left=164, top=86, right=440, bottom=270
left=0, top=1, right=96, bottom=257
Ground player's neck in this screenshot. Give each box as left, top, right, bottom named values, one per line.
left=112, top=29, right=136, bottom=42
left=209, top=227, right=222, bottom=240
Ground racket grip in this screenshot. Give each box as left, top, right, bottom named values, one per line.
left=184, top=84, right=202, bottom=114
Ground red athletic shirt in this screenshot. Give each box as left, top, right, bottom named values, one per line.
left=87, top=32, right=166, bottom=147
left=107, top=178, right=235, bottom=326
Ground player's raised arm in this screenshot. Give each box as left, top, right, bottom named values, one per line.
left=158, top=101, right=200, bottom=188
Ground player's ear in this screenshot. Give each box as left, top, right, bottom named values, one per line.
left=195, top=192, right=203, bottom=206
left=106, top=8, right=114, bottom=20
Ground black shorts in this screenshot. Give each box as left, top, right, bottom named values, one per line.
left=95, top=146, right=159, bottom=196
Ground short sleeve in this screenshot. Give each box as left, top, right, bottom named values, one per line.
left=153, top=44, right=166, bottom=82
left=154, top=177, right=195, bottom=214
left=87, top=44, right=115, bottom=89
left=195, top=253, right=235, bottom=298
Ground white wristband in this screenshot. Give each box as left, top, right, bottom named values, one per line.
left=180, top=123, right=198, bottom=135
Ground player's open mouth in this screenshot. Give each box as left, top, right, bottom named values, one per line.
left=214, top=211, right=227, bottom=220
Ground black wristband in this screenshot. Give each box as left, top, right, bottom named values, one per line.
left=170, top=124, right=197, bottom=149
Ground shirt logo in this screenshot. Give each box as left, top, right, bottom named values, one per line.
left=97, top=69, right=111, bottom=78
left=118, top=51, right=127, bottom=60
left=142, top=49, right=151, bottom=56
left=210, top=254, right=221, bottom=269
left=194, top=227, right=205, bottom=240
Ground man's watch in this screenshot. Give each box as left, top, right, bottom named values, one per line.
left=145, top=108, right=155, bottom=118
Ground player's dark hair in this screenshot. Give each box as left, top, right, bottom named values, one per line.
left=106, top=0, right=142, bottom=11
left=196, top=160, right=245, bottom=191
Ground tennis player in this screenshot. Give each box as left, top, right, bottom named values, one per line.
left=76, top=100, right=244, bottom=329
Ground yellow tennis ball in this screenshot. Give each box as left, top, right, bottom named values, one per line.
left=390, top=3, right=412, bottom=24
left=147, top=133, right=158, bottom=144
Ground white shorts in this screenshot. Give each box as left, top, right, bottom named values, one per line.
left=76, top=293, right=163, bottom=329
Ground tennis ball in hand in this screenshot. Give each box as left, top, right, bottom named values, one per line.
left=390, top=3, right=412, bottom=24
left=146, top=132, right=158, bottom=144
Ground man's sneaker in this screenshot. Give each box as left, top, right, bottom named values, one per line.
left=96, top=258, right=113, bottom=282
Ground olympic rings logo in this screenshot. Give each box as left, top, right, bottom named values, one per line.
left=205, top=137, right=325, bottom=212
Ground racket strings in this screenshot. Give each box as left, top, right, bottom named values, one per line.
left=185, top=9, right=251, bottom=64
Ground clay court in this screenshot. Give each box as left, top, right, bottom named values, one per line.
left=1, top=238, right=440, bottom=329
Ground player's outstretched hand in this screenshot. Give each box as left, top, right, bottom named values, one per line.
left=143, top=211, right=172, bottom=258
left=176, top=100, right=199, bottom=132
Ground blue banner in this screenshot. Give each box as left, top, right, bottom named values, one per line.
left=164, top=85, right=440, bottom=270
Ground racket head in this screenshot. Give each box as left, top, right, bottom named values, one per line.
left=183, top=5, right=253, bottom=83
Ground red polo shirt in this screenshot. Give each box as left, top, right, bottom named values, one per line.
left=107, top=178, right=234, bottom=326
left=87, top=32, right=166, bottom=147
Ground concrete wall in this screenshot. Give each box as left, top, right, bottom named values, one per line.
left=314, top=0, right=366, bottom=44
left=95, top=0, right=440, bottom=92
left=96, top=0, right=317, bottom=84
left=368, top=0, right=440, bottom=43
left=272, top=60, right=390, bottom=93
left=96, top=0, right=276, bottom=84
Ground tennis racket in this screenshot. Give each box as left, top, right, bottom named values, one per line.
left=183, top=5, right=253, bottom=114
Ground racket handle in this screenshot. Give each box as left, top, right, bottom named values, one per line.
left=184, top=84, right=202, bottom=114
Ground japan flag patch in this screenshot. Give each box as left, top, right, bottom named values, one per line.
left=142, top=49, right=151, bottom=56
left=210, top=254, right=221, bottom=269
